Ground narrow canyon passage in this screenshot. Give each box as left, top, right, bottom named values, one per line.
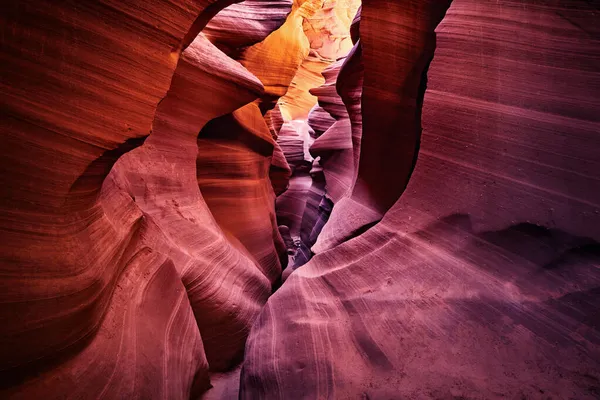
left=1, top=1, right=599, bottom=399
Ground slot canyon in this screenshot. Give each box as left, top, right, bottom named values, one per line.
left=1, top=0, right=600, bottom=398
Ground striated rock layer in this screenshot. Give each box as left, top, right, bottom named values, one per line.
left=242, top=0, right=600, bottom=398
left=1, top=0, right=233, bottom=382
left=107, top=33, right=271, bottom=376
left=278, top=0, right=360, bottom=120
left=274, top=0, right=361, bottom=270
left=313, top=0, right=453, bottom=253
left=0, top=0, right=293, bottom=398
left=2, top=0, right=600, bottom=399
left=203, top=0, right=293, bottom=55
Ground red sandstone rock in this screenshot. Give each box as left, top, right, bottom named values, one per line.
left=0, top=0, right=290, bottom=397
left=307, top=104, right=337, bottom=137
left=309, top=58, right=357, bottom=204
left=197, top=103, right=286, bottom=284
left=278, top=0, right=359, bottom=120
left=270, top=141, right=293, bottom=195
left=196, top=3, right=326, bottom=396
left=110, top=34, right=269, bottom=374
left=1, top=21, right=273, bottom=397
left=313, top=0, right=452, bottom=253
left=2, top=0, right=600, bottom=399
left=287, top=38, right=363, bottom=270
left=204, top=0, right=293, bottom=54
left=241, top=1, right=600, bottom=398
left=0, top=0, right=236, bottom=383
left=274, top=0, right=360, bottom=273
left=310, top=59, right=349, bottom=121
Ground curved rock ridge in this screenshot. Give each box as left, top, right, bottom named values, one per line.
left=285, top=57, right=357, bottom=269
left=311, top=58, right=349, bottom=121
left=335, top=40, right=364, bottom=184
left=196, top=0, right=333, bottom=311
left=289, top=27, right=364, bottom=269
left=3, top=0, right=600, bottom=399
left=198, top=104, right=286, bottom=286
left=275, top=121, right=316, bottom=249
left=307, top=104, right=337, bottom=137
left=237, top=0, right=315, bottom=111
left=273, top=0, right=361, bottom=271
left=204, top=0, right=293, bottom=54
left=278, top=0, right=361, bottom=121
left=296, top=40, right=364, bottom=264
left=2, top=248, right=209, bottom=399
left=241, top=0, right=600, bottom=398
left=0, top=0, right=237, bottom=380
left=309, top=58, right=355, bottom=204
left=195, top=2, right=344, bottom=395
left=109, top=33, right=268, bottom=374
left=0, top=0, right=300, bottom=397
left=313, top=0, right=452, bottom=253
left=1, top=17, right=273, bottom=397
left=279, top=53, right=331, bottom=121
left=282, top=161, right=332, bottom=272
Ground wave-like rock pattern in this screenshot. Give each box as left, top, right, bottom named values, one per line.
left=109, top=33, right=270, bottom=375
left=0, top=0, right=234, bottom=383
left=197, top=0, right=329, bottom=307
left=310, top=59, right=355, bottom=203
left=198, top=104, right=286, bottom=285
left=241, top=0, right=600, bottom=398
left=0, top=0, right=295, bottom=398
left=287, top=57, right=358, bottom=269
left=204, top=0, right=293, bottom=54
left=289, top=10, right=363, bottom=269
left=2, top=13, right=277, bottom=394
left=278, top=0, right=360, bottom=120
left=3, top=0, right=600, bottom=399
left=274, top=0, right=361, bottom=271
left=313, top=0, right=452, bottom=253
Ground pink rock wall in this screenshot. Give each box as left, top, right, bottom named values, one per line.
left=0, top=0, right=292, bottom=398
left=0, top=0, right=233, bottom=383
left=1, top=0, right=599, bottom=399
left=241, top=0, right=600, bottom=398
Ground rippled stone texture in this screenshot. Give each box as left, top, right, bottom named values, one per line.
left=197, top=0, right=324, bottom=318
left=2, top=0, right=600, bottom=399
left=310, top=59, right=355, bottom=204
left=278, top=0, right=360, bottom=120
left=274, top=0, right=361, bottom=271
left=109, top=33, right=270, bottom=375
left=286, top=55, right=360, bottom=269
left=0, top=0, right=229, bottom=382
left=241, top=1, right=600, bottom=398
left=1, top=15, right=272, bottom=396
left=313, top=0, right=453, bottom=253
left=0, top=0, right=290, bottom=398
left=198, top=104, right=286, bottom=286
left=204, top=0, right=293, bottom=54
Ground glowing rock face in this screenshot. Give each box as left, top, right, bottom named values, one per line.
left=273, top=0, right=362, bottom=270
left=1, top=0, right=600, bottom=399
left=278, top=0, right=361, bottom=121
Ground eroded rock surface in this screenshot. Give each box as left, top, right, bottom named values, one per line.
left=0, top=0, right=291, bottom=398
left=241, top=1, right=600, bottom=398
left=2, top=0, right=600, bottom=399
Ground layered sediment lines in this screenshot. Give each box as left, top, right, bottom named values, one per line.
left=2, top=0, right=600, bottom=399
left=313, top=0, right=453, bottom=253
left=0, top=0, right=294, bottom=398
left=1, top=0, right=230, bottom=384
left=274, top=0, right=361, bottom=268
left=241, top=1, right=600, bottom=398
